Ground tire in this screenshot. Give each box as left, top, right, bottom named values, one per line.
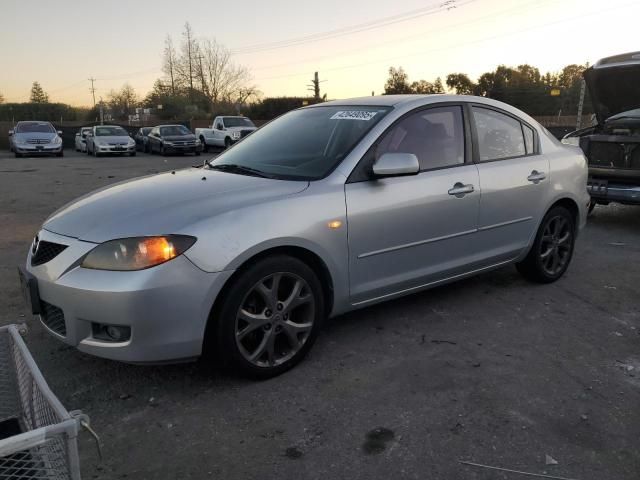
left=516, top=205, right=576, bottom=283
left=56, top=150, right=64, bottom=157
left=208, top=255, right=325, bottom=379
left=588, top=200, right=596, bottom=215
left=129, top=152, right=136, bottom=157
left=200, top=136, right=208, bottom=153
left=224, top=137, right=232, bottom=149
left=195, top=151, right=201, bottom=156
left=145, top=142, right=150, bottom=153
left=160, top=144, right=166, bottom=156
left=14, top=152, right=21, bottom=158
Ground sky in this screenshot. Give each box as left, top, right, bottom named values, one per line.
left=1, top=0, right=639, bottom=106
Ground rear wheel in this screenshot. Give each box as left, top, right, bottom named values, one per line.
left=516, top=205, right=576, bottom=283
left=209, top=255, right=325, bottom=379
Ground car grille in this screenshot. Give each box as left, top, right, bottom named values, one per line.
left=40, top=301, right=66, bottom=336
left=26, top=138, right=49, bottom=145
left=589, top=141, right=640, bottom=170
left=240, top=129, right=253, bottom=138
left=172, top=141, right=196, bottom=146
left=107, top=142, right=127, bottom=146
left=31, top=241, right=67, bottom=267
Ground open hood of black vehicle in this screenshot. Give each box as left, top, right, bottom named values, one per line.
left=584, top=52, right=640, bottom=125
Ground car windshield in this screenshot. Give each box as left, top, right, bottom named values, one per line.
left=160, top=125, right=191, bottom=136
left=209, top=106, right=390, bottom=180
left=96, top=126, right=128, bottom=136
left=16, top=122, right=55, bottom=134
left=223, top=117, right=255, bottom=128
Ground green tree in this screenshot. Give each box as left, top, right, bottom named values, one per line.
left=384, top=67, right=412, bottom=94
left=446, top=73, right=476, bottom=95
left=29, top=81, right=49, bottom=103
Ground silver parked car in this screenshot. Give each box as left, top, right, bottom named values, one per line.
left=85, top=125, right=136, bottom=157
left=9, top=121, right=64, bottom=158
left=19, top=95, right=589, bottom=378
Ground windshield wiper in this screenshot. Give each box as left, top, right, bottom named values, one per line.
left=206, top=163, right=272, bottom=178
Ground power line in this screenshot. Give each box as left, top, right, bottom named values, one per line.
left=230, top=0, right=475, bottom=54
left=253, top=1, right=636, bottom=82
left=249, top=0, right=553, bottom=73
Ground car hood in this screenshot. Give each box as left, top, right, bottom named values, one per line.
left=43, top=168, right=309, bottom=243
left=93, top=135, right=132, bottom=144
left=14, top=132, right=56, bottom=141
left=584, top=62, right=640, bottom=125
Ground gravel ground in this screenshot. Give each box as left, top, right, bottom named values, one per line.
left=1, top=150, right=639, bottom=480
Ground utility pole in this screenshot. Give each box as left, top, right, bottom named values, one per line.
left=99, top=97, right=104, bottom=125
left=88, top=77, right=96, bottom=107
left=307, top=72, right=326, bottom=101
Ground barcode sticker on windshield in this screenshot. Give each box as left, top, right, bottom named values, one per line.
left=330, top=111, right=378, bottom=121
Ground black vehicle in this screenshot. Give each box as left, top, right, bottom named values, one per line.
left=148, top=125, right=202, bottom=156
left=134, top=127, right=153, bottom=153
left=563, top=51, right=640, bottom=211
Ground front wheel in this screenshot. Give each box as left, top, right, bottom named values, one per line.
left=209, top=255, right=325, bottom=379
left=224, top=137, right=232, bottom=149
left=516, top=206, right=576, bottom=283
left=200, top=137, right=208, bottom=153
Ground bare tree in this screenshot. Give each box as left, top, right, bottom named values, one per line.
left=0, top=91, right=4, bottom=104
left=107, top=84, right=139, bottom=119
left=199, top=38, right=258, bottom=107
left=162, top=35, right=179, bottom=95
left=177, top=22, right=198, bottom=103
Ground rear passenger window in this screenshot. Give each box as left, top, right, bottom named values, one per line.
left=523, top=124, right=535, bottom=154
left=375, top=105, right=465, bottom=171
left=472, top=107, right=526, bottom=161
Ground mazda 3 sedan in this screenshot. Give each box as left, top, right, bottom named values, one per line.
left=19, top=95, right=589, bottom=378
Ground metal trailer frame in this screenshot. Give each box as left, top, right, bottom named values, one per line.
left=0, top=324, right=88, bottom=480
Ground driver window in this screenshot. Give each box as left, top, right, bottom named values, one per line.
left=375, top=106, right=465, bottom=171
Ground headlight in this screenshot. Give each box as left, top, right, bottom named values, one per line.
left=561, top=136, right=580, bottom=146
left=81, top=235, right=196, bottom=271
left=195, top=139, right=201, bottom=145
left=51, top=136, right=62, bottom=145
left=164, top=141, right=174, bottom=146
left=16, top=137, right=28, bottom=145
left=128, top=139, right=135, bottom=146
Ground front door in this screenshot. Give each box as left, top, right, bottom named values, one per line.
left=345, top=104, right=481, bottom=305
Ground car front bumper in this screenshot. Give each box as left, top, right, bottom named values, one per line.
left=588, top=178, right=640, bottom=205
left=164, top=144, right=203, bottom=154
left=23, top=229, right=234, bottom=363
left=96, top=145, right=136, bottom=154
left=14, top=145, right=63, bottom=154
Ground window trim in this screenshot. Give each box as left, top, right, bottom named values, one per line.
left=346, top=102, right=473, bottom=184
left=466, top=103, right=540, bottom=164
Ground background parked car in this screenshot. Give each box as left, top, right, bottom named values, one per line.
left=196, top=116, right=257, bottom=151
left=148, top=124, right=202, bottom=156
left=134, top=127, right=153, bottom=153
left=74, top=127, right=93, bottom=152
left=9, top=121, right=64, bottom=158
left=86, top=125, right=136, bottom=157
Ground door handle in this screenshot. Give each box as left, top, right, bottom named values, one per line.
left=448, top=182, right=475, bottom=197
left=527, top=170, right=546, bottom=183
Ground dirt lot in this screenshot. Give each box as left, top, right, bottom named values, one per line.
left=1, top=150, right=639, bottom=480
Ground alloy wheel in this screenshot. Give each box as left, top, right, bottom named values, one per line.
left=539, top=215, right=572, bottom=276
left=235, top=272, right=315, bottom=368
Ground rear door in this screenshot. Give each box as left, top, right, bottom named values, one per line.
left=470, top=105, right=549, bottom=262
left=345, top=104, right=481, bottom=305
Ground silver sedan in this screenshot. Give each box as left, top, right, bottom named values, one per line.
left=20, top=95, right=589, bottom=378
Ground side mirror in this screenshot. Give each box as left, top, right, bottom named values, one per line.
left=372, top=153, right=420, bottom=178
left=8, top=130, right=13, bottom=136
